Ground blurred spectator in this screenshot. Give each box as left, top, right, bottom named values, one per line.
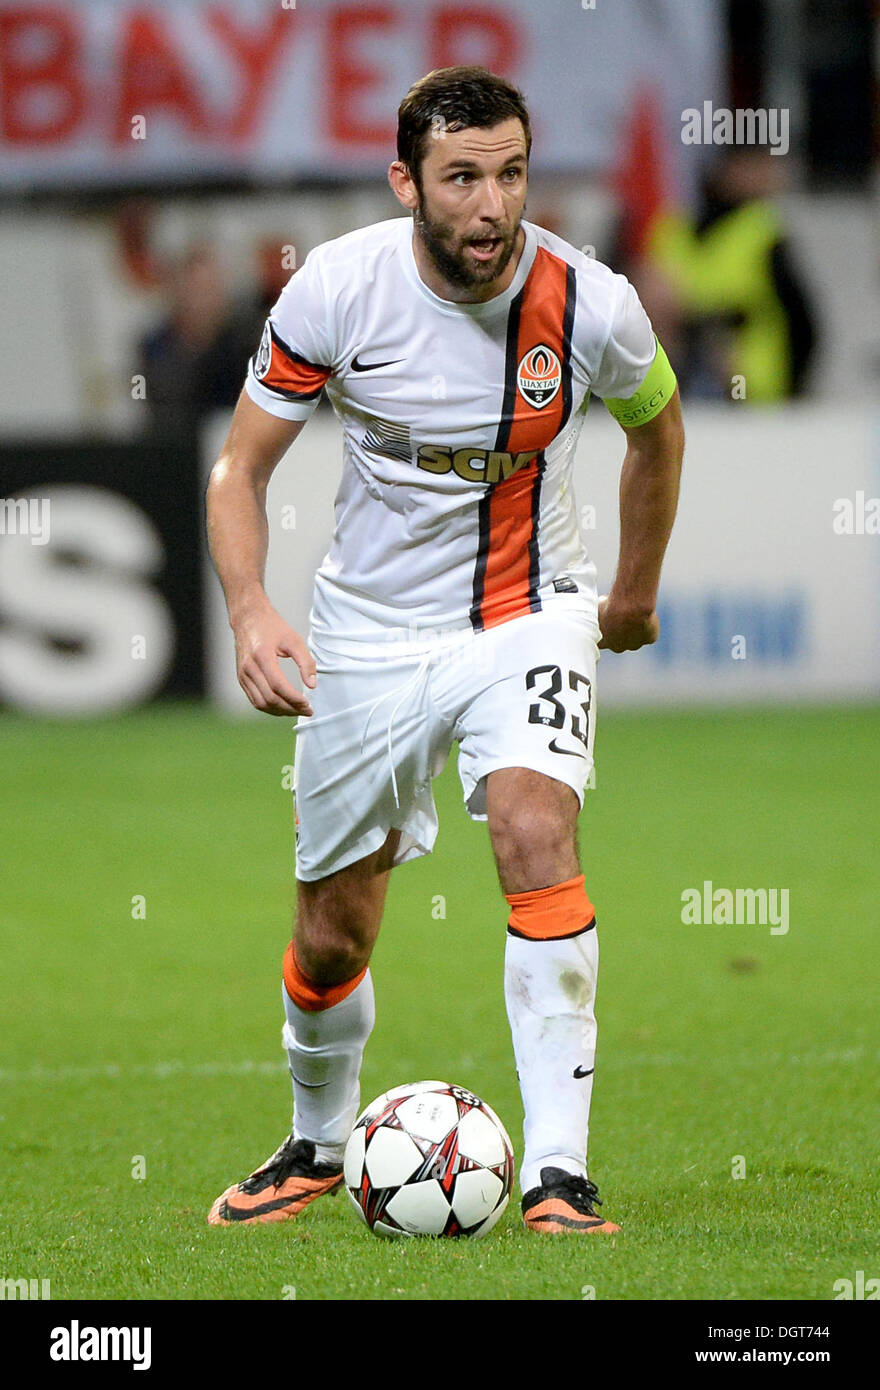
left=136, top=243, right=242, bottom=434
left=640, top=149, right=818, bottom=402
left=134, top=236, right=297, bottom=434
left=216, top=236, right=296, bottom=393
left=116, top=200, right=164, bottom=291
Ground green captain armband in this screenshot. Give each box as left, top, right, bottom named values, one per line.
left=602, top=338, right=677, bottom=428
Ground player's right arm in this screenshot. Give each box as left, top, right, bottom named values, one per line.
left=588, top=272, right=683, bottom=654
left=206, top=389, right=317, bottom=717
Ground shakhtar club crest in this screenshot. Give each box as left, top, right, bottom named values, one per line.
left=517, top=344, right=562, bottom=408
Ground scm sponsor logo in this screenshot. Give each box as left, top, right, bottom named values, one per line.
left=416, top=445, right=538, bottom=483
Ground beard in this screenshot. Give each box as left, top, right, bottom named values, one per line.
left=413, top=196, right=521, bottom=293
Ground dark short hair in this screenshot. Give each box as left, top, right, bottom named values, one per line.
left=397, top=67, right=531, bottom=187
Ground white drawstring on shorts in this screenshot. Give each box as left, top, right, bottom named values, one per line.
left=359, top=652, right=433, bottom=809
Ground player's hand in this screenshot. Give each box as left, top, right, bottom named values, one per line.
left=233, top=597, right=317, bottom=716
left=597, top=594, right=660, bottom=652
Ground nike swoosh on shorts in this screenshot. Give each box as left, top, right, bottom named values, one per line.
left=548, top=739, right=588, bottom=759
left=350, top=353, right=404, bottom=372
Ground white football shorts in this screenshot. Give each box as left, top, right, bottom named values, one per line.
left=291, top=603, right=600, bottom=882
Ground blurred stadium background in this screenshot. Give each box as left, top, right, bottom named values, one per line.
left=1, top=0, right=878, bottom=1302
left=1, top=0, right=877, bottom=712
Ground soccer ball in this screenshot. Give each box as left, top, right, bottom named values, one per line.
left=344, top=1080, right=514, bottom=1238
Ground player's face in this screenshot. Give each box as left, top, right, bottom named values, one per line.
left=411, top=119, right=528, bottom=295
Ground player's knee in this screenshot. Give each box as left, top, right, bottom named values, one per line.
left=490, top=801, right=568, bottom=865
left=293, top=927, right=368, bottom=986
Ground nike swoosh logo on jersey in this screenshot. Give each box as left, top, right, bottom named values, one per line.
left=548, top=739, right=588, bottom=759
left=573, top=1065, right=594, bottom=1079
left=350, top=353, right=404, bottom=372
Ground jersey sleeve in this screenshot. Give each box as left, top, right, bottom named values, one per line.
left=590, top=277, right=676, bottom=427
left=590, top=277, right=657, bottom=401
left=244, top=248, right=334, bottom=421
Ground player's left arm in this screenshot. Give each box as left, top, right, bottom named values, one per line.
left=599, top=344, right=685, bottom=652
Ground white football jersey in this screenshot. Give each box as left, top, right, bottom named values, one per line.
left=245, top=216, right=656, bottom=639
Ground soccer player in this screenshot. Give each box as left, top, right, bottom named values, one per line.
left=206, top=67, right=684, bottom=1234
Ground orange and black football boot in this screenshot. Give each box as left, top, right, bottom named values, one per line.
left=521, top=1168, right=620, bottom=1235
left=208, top=1135, right=344, bottom=1226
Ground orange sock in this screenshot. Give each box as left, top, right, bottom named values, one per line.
left=505, top=874, right=596, bottom=941
left=282, top=942, right=367, bottom=1013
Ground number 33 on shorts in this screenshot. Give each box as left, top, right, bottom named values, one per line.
left=526, top=664, right=592, bottom=760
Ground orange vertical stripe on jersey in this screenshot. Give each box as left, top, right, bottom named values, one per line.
left=499, top=249, right=571, bottom=454
left=475, top=249, right=575, bottom=631
left=477, top=461, right=539, bottom=629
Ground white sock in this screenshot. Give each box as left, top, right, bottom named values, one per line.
left=281, top=970, right=375, bottom=1164
left=504, top=926, right=599, bottom=1194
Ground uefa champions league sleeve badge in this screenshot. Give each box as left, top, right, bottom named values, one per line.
left=254, top=321, right=272, bottom=380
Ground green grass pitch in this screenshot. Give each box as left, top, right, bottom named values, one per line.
left=1, top=704, right=877, bottom=1301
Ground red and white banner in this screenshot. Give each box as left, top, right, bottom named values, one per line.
left=0, top=0, right=723, bottom=189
